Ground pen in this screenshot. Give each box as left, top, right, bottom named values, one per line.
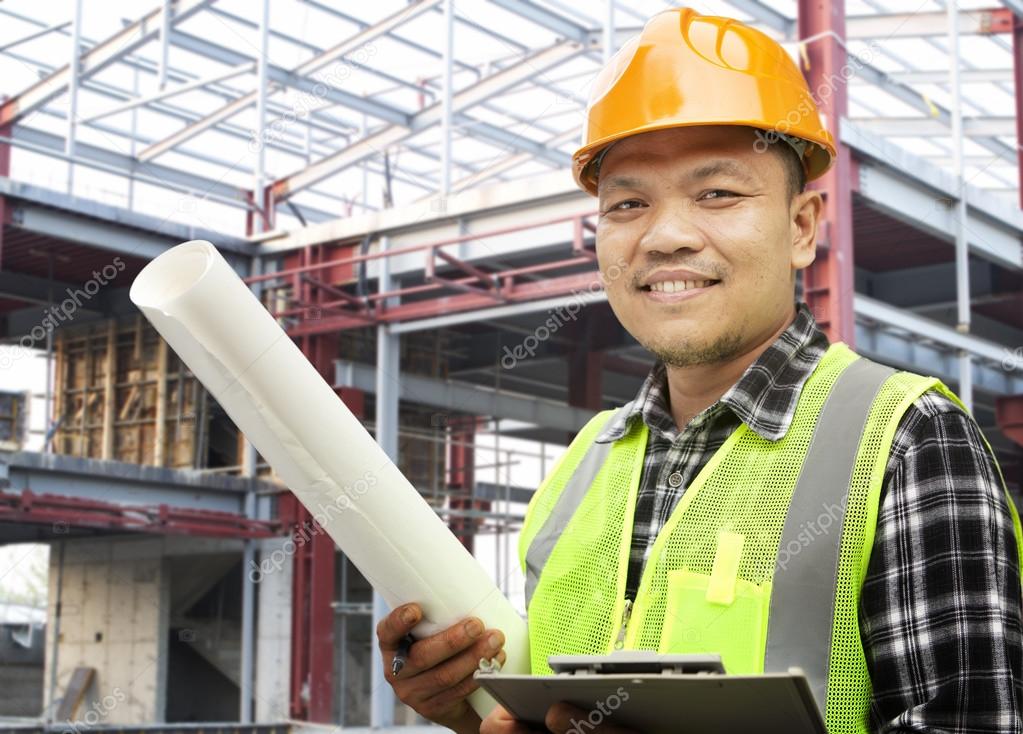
left=392, top=633, right=414, bottom=677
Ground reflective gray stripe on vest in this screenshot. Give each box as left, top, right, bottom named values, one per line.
left=764, top=356, right=896, bottom=718
left=523, top=406, right=628, bottom=608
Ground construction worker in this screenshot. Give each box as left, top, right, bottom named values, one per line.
left=377, top=8, right=1023, bottom=733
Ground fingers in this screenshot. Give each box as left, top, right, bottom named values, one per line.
left=396, top=635, right=506, bottom=707
left=376, top=603, right=421, bottom=652
left=396, top=618, right=501, bottom=679
left=480, top=704, right=543, bottom=734
left=375, top=606, right=508, bottom=730
left=545, top=702, right=638, bottom=734
left=421, top=647, right=508, bottom=709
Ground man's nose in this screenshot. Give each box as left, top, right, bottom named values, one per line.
left=636, top=202, right=707, bottom=257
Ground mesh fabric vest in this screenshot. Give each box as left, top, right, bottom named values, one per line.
left=519, top=342, right=1022, bottom=733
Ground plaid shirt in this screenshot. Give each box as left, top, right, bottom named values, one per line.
left=594, top=301, right=1023, bottom=732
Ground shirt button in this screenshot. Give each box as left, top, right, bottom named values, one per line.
left=667, top=471, right=683, bottom=488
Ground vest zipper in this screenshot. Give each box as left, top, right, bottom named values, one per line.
left=613, top=597, right=633, bottom=650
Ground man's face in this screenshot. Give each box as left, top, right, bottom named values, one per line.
left=595, top=125, right=817, bottom=367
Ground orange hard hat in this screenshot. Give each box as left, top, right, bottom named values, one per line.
left=573, top=7, right=837, bottom=196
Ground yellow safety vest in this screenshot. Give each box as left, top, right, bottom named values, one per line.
left=519, top=342, right=1022, bottom=733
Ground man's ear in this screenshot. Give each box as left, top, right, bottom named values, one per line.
left=790, top=190, right=823, bottom=271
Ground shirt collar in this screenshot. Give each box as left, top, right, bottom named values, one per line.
left=595, top=301, right=830, bottom=444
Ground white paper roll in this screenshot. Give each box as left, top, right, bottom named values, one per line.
left=129, top=240, right=528, bottom=716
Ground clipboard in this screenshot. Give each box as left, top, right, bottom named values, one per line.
left=474, top=652, right=828, bottom=734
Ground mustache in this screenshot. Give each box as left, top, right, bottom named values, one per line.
left=627, top=261, right=725, bottom=289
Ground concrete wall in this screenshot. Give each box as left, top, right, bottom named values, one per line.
left=44, top=537, right=170, bottom=726
left=254, top=536, right=292, bottom=723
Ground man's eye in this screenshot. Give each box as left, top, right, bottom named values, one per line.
left=699, top=189, right=738, bottom=200
left=603, top=199, right=644, bottom=213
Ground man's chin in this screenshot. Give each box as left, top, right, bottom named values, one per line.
left=640, top=331, right=744, bottom=368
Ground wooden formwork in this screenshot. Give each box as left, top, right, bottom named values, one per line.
left=50, top=317, right=461, bottom=487
left=52, top=317, right=225, bottom=469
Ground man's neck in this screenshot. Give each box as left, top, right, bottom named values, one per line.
left=664, top=305, right=798, bottom=431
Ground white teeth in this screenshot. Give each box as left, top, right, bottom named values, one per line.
left=649, top=279, right=714, bottom=292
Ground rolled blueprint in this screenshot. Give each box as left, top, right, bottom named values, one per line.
left=129, top=240, right=528, bottom=715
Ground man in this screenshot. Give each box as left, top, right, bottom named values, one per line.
left=377, top=8, right=1023, bottom=733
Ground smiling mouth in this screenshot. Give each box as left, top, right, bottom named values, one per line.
left=640, top=279, right=720, bottom=294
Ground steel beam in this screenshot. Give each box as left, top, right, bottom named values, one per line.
left=847, top=126, right=1023, bottom=271
left=9, top=196, right=224, bottom=263
left=854, top=295, right=1023, bottom=395
left=849, top=56, right=1016, bottom=165
left=271, top=40, right=582, bottom=199
left=878, top=68, right=1012, bottom=84
left=0, top=0, right=213, bottom=126
left=0, top=450, right=278, bottom=520
left=488, top=0, right=589, bottom=43
left=0, top=175, right=251, bottom=256
left=0, top=20, right=71, bottom=53
left=847, top=116, right=1016, bottom=137
left=83, top=62, right=255, bottom=124
left=139, top=1, right=441, bottom=162
left=335, top=360, right=596, bottom=433
left=6, top=125, right=250, bottom=207
left=846, top=8, right=1013, bottom=38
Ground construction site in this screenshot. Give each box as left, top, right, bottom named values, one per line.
left=0, top=0, right=1021, bottom=732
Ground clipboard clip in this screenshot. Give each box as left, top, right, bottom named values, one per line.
left=547, top=651, right=726, bottom=676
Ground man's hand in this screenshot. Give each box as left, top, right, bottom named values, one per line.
left=480, top=700, right=638, bottom=728
left=481, top=703, right=639, bottom=734
left=376, top=602, right=506, bottom=734
left=543, top=703, right=639, bottom=734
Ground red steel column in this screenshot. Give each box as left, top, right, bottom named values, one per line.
left=447, top=417, right=479, bottom=552
left=283, top=243, right=338, bottom=722
left=798, top=0, right=856, bottom=346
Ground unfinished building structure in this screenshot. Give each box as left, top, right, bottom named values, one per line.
left=0, top=0, right=1021, bottom=729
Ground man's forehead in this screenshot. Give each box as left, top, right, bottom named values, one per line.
left=597, top=155, right=763, bottom=193
left=596, top=128, right=765, bottom=181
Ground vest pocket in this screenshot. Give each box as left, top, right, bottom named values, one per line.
left=657, top=568, right=771, bottom=674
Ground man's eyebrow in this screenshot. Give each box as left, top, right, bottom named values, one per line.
left=684, top=159, right=759, bottom=187
left=598, top=175, right=644, bottom=194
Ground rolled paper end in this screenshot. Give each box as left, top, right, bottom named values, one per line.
left=129, top=239, right=217, bottom=313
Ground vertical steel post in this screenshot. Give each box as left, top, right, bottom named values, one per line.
left=65, top=0, right=83, bottom=195
left=241, top=4, right=271, bottom=719
left=372, top=235, right=399, bottom=727
left=1014, top=15, right=1023, bottom=209
left=949, top=0, right=973, bottom=412
left=440, top=0, right=454, bottom=197
left=604, top=0, right=615, bottom=63
left=239, top=257, right=262, bottom=723
left=128, top=63, right=139, bottom=210
left=254, top=0, right=270, bottom=231
left=158, top=0, right=172, bottom=91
